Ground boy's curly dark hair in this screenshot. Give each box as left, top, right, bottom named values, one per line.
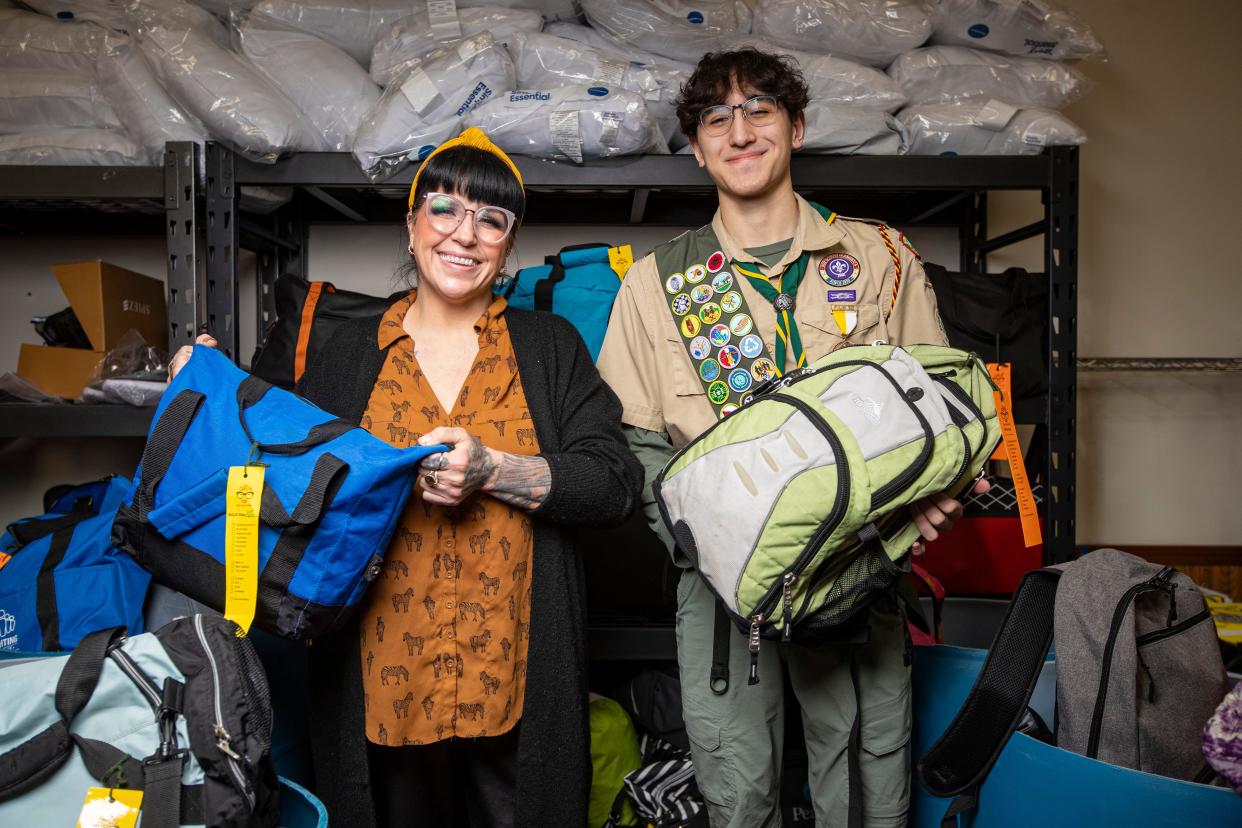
left=675, top=48, right=810, bottom=139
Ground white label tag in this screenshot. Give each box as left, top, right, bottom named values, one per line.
left=977, top=98, right=1018, bottom=130
left=550, top=110, right=582, bottom=163
left=427, top=0, right=462, bottom=40
left=1022, top=129, right=1047, bottom=146
left=400, top=68, right=441, bottom=116
left=598, top=111, right=623, bottom=149
left=595, top=57, right=626, bottom=88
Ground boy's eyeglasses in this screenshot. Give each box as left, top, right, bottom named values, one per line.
left=697, top=95, right=782, bottom=137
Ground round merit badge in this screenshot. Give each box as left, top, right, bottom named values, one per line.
left=707, top=250, right=726, bottom=273
left=665, top=273, right=685, bottom=294
left=708, top=323, right=731, bottom=348
left=707, top=381, right=729, bottom=405
left=728, top=368, right=752, bottom=393
left=739, top=333, right=764, bottom=358
left=751, top=358, right=777, bottom=382
left=718, top=345, right=741, bottom=369
left=730, top=313, right=754, bottom=337
left=820, top=253, right=860, bottom=287
left=699, top=358, right=721, bottom=382
left=720, top=402, right=739, bottom=417
left=691, top=284, right=715, bottom=304
left=686, top=264, right=708, bottom=283
left=680, top=315, right=701, bottom=338
left=720, top=291, right=743, bottom=313
left=699, top=302, right=722, bottom=325
left=689, top=336, right=711, bottom=360
left=671, top=293, right=691, bottom=316
left=711, top=272, right=733, bottom=294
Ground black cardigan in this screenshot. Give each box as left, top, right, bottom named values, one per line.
left=296, top=306, right=643, bottom=828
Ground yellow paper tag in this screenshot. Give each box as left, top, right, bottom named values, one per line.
left=608, top=244, right=634, bottom=280
left=77, top=787, right=143, bottom=828
left=224, top=465, right=263, bottom=635
left=987, top=363, right=1042, bottom=548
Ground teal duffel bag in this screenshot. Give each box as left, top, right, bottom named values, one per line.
left=655, top=344, right=1001, bottom=652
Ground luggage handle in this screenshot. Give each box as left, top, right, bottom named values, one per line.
left=236, top=375, right=353, bottom=456
left=4, top=509, right=95, bottom=549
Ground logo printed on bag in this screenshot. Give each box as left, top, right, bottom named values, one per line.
left=457, top=81, right=494, bottom=115
left=851, top=394, right=883, bottom=424
left=121, top=299, right=151, bottom=315
left=508, top=91, right=552, bottom=103
left=968, top=23, right=990, bottom=38
left=687, top=10, right=704, bottom=23
left=587, top=86, right=609, bottom=97
left=1023, top=38, right=1056, bottom=55
left=0, top=609, right=16, bottom=650
left=820, top=254, right=860, bottom=287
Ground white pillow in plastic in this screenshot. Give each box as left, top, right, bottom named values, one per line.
left=463, top=85, right=666, bottom=163
left=370, top=5, right=543, bottom=87
left=0, top=8, right=104, bottom=72
left=137, top=10, right=327, bottom=161
left=888, top=45, right=1091, bottom=109
left=543, top=21, right=694, bottom=70
left=0, top=69, right=121, bottom=132
left=353, top=32, right=516, bottom=180
left=19, top=0, right=131, bottom=31
left=459, top=0, right=580, bottom=23
left=0, top=127, right=146, bottom=165
left=96, top=32, right=206, bottom=163
left=751, top=0, right=936, bottom=67
left=932, top=0, right=1104, bottom=60
left=798, top=101, right=902, bottom=154
left=720, top=35, right=906, bottom=112
left=579, top=0, right=750, bottom=65
left=509, top=31, right=689, bottom=149
left=248, top=0, right=420, bottom=66
left=896, top=100, right=1086, bottom=155
left=240, top=22, right=381, bottom=151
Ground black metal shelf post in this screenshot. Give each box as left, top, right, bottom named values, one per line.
left=1045, top=148, right=1079, bottom=564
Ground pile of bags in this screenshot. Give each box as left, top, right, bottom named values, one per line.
left=0, top=0, right=1105, bottom=167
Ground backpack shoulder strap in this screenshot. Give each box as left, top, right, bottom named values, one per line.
left=917, top=567, right=1061, bottom=824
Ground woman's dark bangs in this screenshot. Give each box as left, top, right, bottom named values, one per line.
left=415, top=147, right=526, bottom=222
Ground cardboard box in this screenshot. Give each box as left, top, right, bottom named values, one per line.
left=18, top=261, right=167, bottom=398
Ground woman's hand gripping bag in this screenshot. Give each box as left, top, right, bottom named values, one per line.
left=112, top=346, right=444, bottom=639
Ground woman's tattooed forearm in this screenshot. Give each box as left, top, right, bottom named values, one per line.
left=485, top=451, right=551, bottom=510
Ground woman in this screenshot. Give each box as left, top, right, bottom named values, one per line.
left=170, top=128, right=642, bottom=827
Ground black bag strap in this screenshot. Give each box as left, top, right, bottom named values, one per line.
left=36, top=521, right=87, bottom=651
left=236, top=375, right=353, bottom=455
left=709, top=602, right=730, bottom=695
left=917, top=568, right=1061, bottom=821
left=532, top=258, right=566, bottom=313
left=136, top=389, right=206, bottom=517
left=0, top=626, right=125, bottom=801
left=259, top=453, right=350, bottom=529
left=5, top=509, right=95, bottom=549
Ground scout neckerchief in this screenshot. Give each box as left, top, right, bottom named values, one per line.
left=731, top=201, right=837, bottom=373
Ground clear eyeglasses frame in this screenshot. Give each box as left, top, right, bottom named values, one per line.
left=697, top=95, right=782, bottom=137
left=414, top=192, right=517, bottom=244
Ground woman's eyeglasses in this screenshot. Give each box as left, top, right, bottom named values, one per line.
left=418, top=192, right=517, bottom=244
left=697, top=95, right=782, bottom=137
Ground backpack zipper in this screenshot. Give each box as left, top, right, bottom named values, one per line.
left=1085, top=567, right=1175, bottom=758
left=109, top=646, right=161, bottom=711
left=1135, top=607, right=1211, bottom=648
left=194, top=614, right=256, bottom=810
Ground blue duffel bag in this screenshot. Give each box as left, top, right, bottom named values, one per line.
left=112, top=346, right=444, bottom=639
left=0, top=476, right=149, bottom=653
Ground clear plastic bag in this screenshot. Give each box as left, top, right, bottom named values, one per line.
left=721, top=35, right=907, bottom=112
left=799, top=102, right=903, bottom=154
left=932, top=0, right=1105, bottom=61
left=239, top=15, right=381, bottom=151
left=509, top=31, right=690, bottom=150
left=579, top=0, right=751, bottom=65
left=353, top=32, right=515, bottom=181
left=95, top=31, right=206, bottom=164
left=897, top=99, right=1086, bottom=155
left=248, top=0, right=419, bottom=66
left=0, top=69, right=121, bottom=132
left=463, top=85, right=666, bottom=163
left=751, top=0, right=937, bottom=67
left=0, top=127, right=146, bottom=164
left=0, top=8, right=105, bottom=72
left=89, top=329, right=168, bottom=384
left=19, top=0, right=133, bottom=32
left=888, top=45, right=1091, bottom=109
left=369, top=5, right=542, bottom=87
left=543, top=21, right=694, bottom=70
left=459, top=0, right=580, bottom=23
left=134, top=0, right=328, bottom=161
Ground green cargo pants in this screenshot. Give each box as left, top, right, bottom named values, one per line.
left=676, top=570, right=912, bottom=828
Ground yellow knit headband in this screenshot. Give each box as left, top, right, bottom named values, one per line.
left=407, top=127, right=524, bottom=212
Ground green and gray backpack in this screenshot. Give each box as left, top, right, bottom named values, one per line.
left=655, top=343, right=1001, bottom=668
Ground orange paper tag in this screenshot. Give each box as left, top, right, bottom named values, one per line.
left=0, top=551, right=10, bottom=572
left=987, top=363, right=1042, bottom=548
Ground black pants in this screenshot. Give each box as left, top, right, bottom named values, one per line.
left=367, top=726, right=519, bottom=828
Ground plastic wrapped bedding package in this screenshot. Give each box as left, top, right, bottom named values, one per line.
left=897, top=100, right=1086, bottom=155
left=543, top=21, right=693, bottom=70
left=0, top=127, right=146, bottom=164
left=95, top=31, right=207, bottom=163
left=932, top=0, right=1105, bottom=61
left=133, top=0, right=327, bottom=161
left=800, top=102, right=903, bottom=154
left=458, top=0, right=580, bottom=23
left=0, top=69, right=121, bottom=133
left=721, top=36, right=906, bottom=112
left=750, top=0, right=937, bottom=67
left=888, top=45, right=1091, bottom=109
left=579, top=0, right=751, bottom=66
left=249, top=0, right=419, bottom=66
left=353, top=32, right=516, bottom=181
left=463, top=85, right=666, bottom=163
left=239, top=18, right=381, bottom=151
left=0, top=8, right=104, bottom=72
left=509, top=31, right=689, bottom=150
left=369, top=5, right=543, bottom=87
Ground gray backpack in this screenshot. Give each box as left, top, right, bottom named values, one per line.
left=919, top=548, right=1229, bottom=824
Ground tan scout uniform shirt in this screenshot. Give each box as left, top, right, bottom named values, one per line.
left=598, top=194, right=948, bottom=450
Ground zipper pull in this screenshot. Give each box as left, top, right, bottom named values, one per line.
left=781, top=573, right=795, bottom=642
left=1137, top=651, right=1157, bottom=704
left=1165, top=583, right=1178, bottom=626
left=214, top=723, right=243, bottom=761
left=748, top=614, right=762, bottom=686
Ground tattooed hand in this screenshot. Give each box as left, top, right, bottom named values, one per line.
left=416, top=427, right=551, bottom=510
